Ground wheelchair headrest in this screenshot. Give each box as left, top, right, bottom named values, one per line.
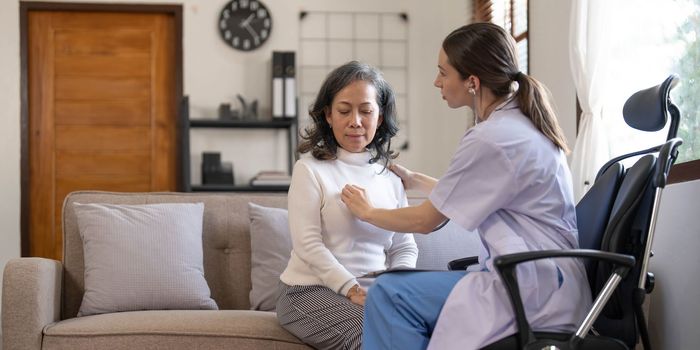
left=622, top=74, right=679, bottom=132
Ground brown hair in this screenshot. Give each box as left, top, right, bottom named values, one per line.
left=442, top=23, right=570, bottom=153
left=298, top=61, right=399, bottom=169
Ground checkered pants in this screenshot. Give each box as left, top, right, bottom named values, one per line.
left=276, top=282, right=363, bottom=350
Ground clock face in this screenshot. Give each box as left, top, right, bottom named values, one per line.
left=219, top=0, right=272, bottom=51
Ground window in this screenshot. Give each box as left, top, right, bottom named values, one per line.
left=669, top=2, right=700, bottom=182
left=473, top=0, right=528, bottom=73
left=600, top=0, right=699, bottom=183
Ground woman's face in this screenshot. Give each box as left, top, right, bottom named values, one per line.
left=434, top=48, right=471, bottom=109
left=325, top=80, right=383, bottom=153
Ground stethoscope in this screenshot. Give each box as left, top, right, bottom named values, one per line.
left=474, top=93, right=517, bottom=126
left=431, top=219, right=450, bottom=232
left=433, top=94, right=517, bottom=232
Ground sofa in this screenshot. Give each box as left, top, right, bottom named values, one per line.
left=2, top=191, right=481, bottom=350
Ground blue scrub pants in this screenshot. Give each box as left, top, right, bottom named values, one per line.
left=362, top=271, right=467, bottom=350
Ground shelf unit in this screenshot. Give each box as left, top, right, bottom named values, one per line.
left=179, top=97, right=296, bottom=192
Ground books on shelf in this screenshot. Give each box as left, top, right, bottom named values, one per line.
left=283, top=51, right=296, bottom=118
left=271, top=51, right=296, bottom=119
left=272, top=52, right=284, bottom=119
left=250, top=170, right=291, bottom=187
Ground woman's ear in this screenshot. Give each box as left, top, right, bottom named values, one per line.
left=324, top=107, right=332, bottom=125
left=474, top=76, right=482, bottom=91
left=464, top=75, right=479, bottom=91
left=378, top=115, right=383, bottom=127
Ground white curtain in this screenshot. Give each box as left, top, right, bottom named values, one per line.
left=568, top=0, right=613, bottom=202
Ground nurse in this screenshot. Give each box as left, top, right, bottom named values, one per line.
left=340, top=23, right=592, bottom=349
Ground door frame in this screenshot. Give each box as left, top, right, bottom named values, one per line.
left=19, top=2, right=184, bottom=257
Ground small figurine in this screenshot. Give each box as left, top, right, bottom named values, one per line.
left=237, top=94, right=259, bottom=120
left=218, top=95, right=258, bottom=120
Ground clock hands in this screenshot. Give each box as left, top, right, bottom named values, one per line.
left=242, top=23, right=260, bottom=42
left=239, top=13, right=255, bottom=28
left=239, top=13, right=260, bottom=42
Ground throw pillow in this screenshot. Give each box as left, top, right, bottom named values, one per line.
left=412, top=220, right=484, bottom=271
left=248, top=202, right=292, bottom=311
left=74, top=202, right=218, bottom=316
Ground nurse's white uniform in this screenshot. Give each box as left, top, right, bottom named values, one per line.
left=426, top=100, right=592, bottom=349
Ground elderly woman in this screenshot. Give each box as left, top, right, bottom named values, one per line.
left=276, top=61, right=418, bottom=350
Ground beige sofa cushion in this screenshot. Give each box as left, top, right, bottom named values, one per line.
left=43, top=310, right=310, bottom=350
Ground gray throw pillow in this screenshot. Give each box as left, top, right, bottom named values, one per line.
left=413, top=220, right=484, bottom=271
left=74, top=202, right=218, bottom=316
left=248, top=203, right=292, bottom=311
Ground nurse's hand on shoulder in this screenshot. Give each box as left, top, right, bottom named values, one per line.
left=390, top=163, right=415, bottom=189
left=346, top=284, right=367, bottom=306
left=341, top=184, right=373, bottom=221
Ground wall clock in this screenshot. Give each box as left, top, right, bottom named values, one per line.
left=218, top=0, right=272, bottom=51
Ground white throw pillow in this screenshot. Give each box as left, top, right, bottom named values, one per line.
left=74, top=202, right=218, bottom=316
left=248, top=203, right=292, bottom=311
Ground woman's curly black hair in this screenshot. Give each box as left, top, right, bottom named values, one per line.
left=297, top=61, right=399, bottom=171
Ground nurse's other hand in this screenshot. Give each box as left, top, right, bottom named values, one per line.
left=390, top=163, right=415, bottom=189
left=341, top=184, right=373, bottom=221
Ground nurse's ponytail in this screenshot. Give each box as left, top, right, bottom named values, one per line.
left=513, top=72, right=570, bottom=153
left=443, top=23, right=570, bottom=153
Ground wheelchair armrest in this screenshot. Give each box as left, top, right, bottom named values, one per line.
left=447, top=256, right=479, bottom=271
left=494, top=249, right=635, bottom=272
left=492, top=249, right=636, bottom=349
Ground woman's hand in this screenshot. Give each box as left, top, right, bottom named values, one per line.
left=341, top=184, right=373, bottom=221
left=390, top=163, right=415, bottom=190
left=346, top=284, right=367, bottom=306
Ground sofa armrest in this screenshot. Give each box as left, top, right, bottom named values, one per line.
left=2, top=258, right=63, bottom=350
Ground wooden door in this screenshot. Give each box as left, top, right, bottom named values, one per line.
left=24, top=8, right=181, bottom=260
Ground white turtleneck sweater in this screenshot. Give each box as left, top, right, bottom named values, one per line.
left=279, top=148, right=418, bottom=296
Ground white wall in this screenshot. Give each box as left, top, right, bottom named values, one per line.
left=529, top=0, right=577, bottom=148
left=405, top=0, right=470, bottom=176
left=648, top=179, right=700, bottom=349
left=0, top=0, right=21, bottom=336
